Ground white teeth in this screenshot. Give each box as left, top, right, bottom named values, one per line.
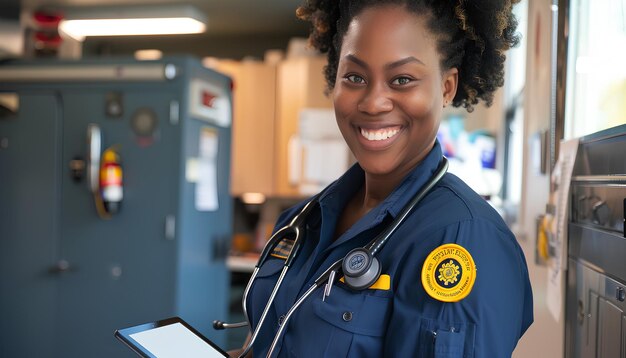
left=360, top=127, right=400, bottom=141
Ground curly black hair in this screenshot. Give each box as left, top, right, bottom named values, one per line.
left=296, top=0, right=520, bottom=112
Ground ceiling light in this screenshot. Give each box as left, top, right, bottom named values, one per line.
left=59, top=5, right=207, bottom=41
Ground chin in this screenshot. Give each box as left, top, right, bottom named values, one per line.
left=357, top=159, right=397, bottom=176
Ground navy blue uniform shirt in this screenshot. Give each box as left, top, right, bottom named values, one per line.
left=247, top=141, right=533, bottom=357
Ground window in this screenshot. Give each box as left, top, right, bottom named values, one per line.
left=565, top=0, right=626, bottom=138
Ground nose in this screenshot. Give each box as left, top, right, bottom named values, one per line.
left=357, top=84, right=393, bottom=115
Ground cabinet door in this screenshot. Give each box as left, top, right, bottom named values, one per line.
left=0, top=93, right=61, bottom=358
left=566, top=259, right=604, bottom=358
left=597, top=298, right=623, bottom=358
left=56, top=90, right=179, bottom=358
left=586, top=292, right=600, bottom=357
left=215, top=61, right=276, bottom=196
left=275, top=56, right=333, bottom=197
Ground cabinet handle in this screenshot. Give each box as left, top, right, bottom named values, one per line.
left=165, top=215, right=176, bottom=240
left=86, top=124, right=101, bottom=193
left=48, top=260, right=76, bottom=274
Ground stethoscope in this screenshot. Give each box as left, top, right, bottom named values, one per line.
left=214, top=157, right=448, bottom=358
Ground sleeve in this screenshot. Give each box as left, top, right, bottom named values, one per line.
left=384, top=219, right=533, bottom=358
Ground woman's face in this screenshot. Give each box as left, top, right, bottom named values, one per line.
left=333, top=4, right=457, bottom=178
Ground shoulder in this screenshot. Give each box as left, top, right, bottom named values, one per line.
left=390, top=172, right=523, bottom=269
left=412, top=173, right=528, bottom=283
left=418, top=172, right=513, bottom=239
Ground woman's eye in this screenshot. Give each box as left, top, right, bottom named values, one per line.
left=391, top=76, right=412, bottom=85
left=346, top=74, right=365, bottom=84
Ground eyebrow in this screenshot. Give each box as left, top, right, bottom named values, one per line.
left=345, top=54, right=425, bottom=70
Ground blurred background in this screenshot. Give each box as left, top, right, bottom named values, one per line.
left=0, top=0, right=625, bottom=357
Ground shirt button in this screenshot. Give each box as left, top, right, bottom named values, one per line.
left=278, top=315, right=286, bottom=326
left=342, top=311, right=353, bottom=322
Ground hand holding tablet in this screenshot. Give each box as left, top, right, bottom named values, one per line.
left=115, top=317, right=228, bottom=358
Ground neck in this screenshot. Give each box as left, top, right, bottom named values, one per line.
left=361, top=169, right=408, bottom=210
left=360, top=140, right=436, bottom=210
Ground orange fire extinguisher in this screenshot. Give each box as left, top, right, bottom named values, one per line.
left=95, top=147, right=123, bottom=217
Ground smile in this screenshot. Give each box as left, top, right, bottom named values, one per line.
left=359, top=126, right=402, bottom=141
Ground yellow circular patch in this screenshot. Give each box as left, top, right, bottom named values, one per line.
left=421, top=243, right=476, bottom=302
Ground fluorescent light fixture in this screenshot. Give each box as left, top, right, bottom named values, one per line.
left=59, top=5, right=207, bottom=41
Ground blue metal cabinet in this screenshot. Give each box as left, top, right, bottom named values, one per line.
left=0, top=92, right=61, bottom=357
left=0, top=57, right=233, bottom=358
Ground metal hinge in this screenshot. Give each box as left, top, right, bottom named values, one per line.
left=165, top=215, right=176, bottom=240
left=169, top=100, right=180, bottom=125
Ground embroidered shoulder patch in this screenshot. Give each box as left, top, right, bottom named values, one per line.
left=421, top=243, right=476, bottom=302
left=270, top=238, right=294, bottom=260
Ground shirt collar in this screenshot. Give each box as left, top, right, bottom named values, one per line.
left=380, top=140, right=444, bottom=218
left=319, top=140, right=443, bottom=217
left=317, top=140, right=444, bottom=236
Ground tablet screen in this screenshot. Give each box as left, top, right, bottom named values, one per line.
left=115, top=317, right=228, bottom=358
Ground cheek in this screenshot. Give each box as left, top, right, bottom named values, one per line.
left=402, top=81, right=443, bottom=119
left=400, top=93, right=438, bottom=122
left=333, top=88, right=355, bottom=126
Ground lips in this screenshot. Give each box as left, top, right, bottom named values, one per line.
left=360, top=126, right=401, bottom=141
left=356, top=125, right=403, bottom=149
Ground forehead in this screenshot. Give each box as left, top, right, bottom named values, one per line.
left=340, top=5, right=440, bottom=66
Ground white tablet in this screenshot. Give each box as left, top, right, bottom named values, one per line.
left=115, top=317, right=229, bottom=358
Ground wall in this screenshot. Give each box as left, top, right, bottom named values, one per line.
left=82, top=33, right=307, bottom=60
left=512, top=0, right=564, bottom=357
left=0, top=0, right=20, bottom=57
left=0, top=20, right=22, bottom=57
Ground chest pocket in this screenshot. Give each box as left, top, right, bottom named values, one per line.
left=418, top=318, right=476, bottom=358
left=309, top=284, right=392, bottom=357
left=248, top=259, right=284, bottom=328
left=256, top=258, right=285, bottom=278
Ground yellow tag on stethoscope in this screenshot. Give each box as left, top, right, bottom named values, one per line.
left=339, top=274, right=391, bottom=291
left=421, top=243, right=476, bottom=302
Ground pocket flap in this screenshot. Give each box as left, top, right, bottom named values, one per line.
left=313, top=286, right=391, bottom=337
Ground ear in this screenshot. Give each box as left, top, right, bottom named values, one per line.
left=441, top=67, right=458, bottom=106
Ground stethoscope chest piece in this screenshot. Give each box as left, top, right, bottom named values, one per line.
left=342, top=248, right=381, bottom=290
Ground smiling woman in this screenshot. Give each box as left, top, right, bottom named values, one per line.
left=332, top=7, right=452, bottom=184
left=236, top=1, right=532, bottom=357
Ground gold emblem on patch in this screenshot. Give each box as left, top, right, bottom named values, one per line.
left=438, top=260, right=460, bottom=286
left=421, top=243, right=476, bottom=302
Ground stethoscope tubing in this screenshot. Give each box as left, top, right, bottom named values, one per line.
left=266, top=258, right=343, bottom=357
left=368, top=158, right=449, bottom=255
left=237, top=195, right=322, bottom=358
left=265, top=159, right=449, bottom=356
left=266, top=279, right=327, bottom=357
left=242, top=157, right=448, bottom=358
left=239, top=265, right=289, bottom=358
